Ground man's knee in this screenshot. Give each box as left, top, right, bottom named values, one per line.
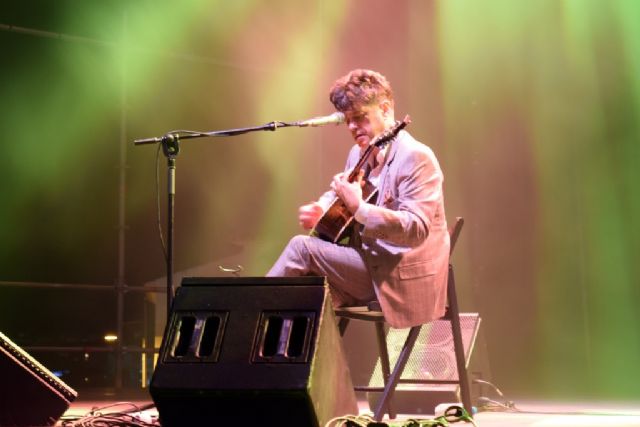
left=288, top=234, right=312, bottom=253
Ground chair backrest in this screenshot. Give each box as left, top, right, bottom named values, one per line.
left=448, top=217, right=464, bottom=256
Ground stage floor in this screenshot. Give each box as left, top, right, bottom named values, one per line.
left=57, top=392, right=640, bottom=427
left=460, top=402, right=640, bottom=427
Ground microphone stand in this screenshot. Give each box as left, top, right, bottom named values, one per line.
left=134, top=120, right=300, bottom=321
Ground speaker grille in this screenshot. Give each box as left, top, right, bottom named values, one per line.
left=162, top=311, right=228, bottom=363
left=252, top=311, right=316, bottom=363
left=368, top=313, right=481, bottom=390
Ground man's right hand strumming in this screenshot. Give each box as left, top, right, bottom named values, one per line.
left=298, top=202, right=324, bottom=230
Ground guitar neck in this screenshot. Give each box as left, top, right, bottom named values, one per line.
left=347, top=145, right=376, bottom=182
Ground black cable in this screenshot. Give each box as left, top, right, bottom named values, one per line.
left=60, top=401, right=160, bottom=427
left=325, top=406, right=476, bottom=427
left=155, top=142, right=168, bottom=262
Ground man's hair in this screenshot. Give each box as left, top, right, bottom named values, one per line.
left=329, top=69, right=394, bottom=112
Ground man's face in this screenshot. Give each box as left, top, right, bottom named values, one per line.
left=344, top=102, right=389, bottom=148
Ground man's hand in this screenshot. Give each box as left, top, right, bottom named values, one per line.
left=298, top=202, right=324, bottom=230
left=331, top=170, right=364, bottom=214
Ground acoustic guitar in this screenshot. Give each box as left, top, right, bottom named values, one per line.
left=311, top=115, right=411, bottom=243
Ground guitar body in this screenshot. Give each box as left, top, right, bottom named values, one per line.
left=312, top=181, right=377, bottom=244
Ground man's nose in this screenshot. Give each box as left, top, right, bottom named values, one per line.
left=348, top=121, right=358, bottom=131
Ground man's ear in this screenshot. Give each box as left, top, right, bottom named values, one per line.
left=380, top=99, right=393, bottom=117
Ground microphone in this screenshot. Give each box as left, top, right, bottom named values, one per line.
left=296, top=111, right=345, bottom=127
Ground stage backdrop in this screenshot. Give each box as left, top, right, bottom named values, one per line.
left=0, top=0, right=638, bottom=399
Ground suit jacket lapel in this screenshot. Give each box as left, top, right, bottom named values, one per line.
left=376, top=131, right=402, bottom=207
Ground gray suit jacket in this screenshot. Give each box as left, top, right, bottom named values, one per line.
left=321, top=130, right=450, bottom=328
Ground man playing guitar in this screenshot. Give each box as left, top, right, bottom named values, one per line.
left=268, top=69, right=450, bottom=329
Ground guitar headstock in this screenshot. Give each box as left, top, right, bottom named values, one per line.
left=371, top=114, right=411, bottom=148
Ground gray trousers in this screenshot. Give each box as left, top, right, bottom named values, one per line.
left=267, top=235, right=377, bottom=307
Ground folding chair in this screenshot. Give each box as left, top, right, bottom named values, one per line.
left=335, top=217, right=472, bottom=420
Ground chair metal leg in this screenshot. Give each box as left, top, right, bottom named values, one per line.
left=373, top=325, right=421, bottom=421
left=447, top=265, right=473, bottom=417
left=373, top=321, right=395, bottom=419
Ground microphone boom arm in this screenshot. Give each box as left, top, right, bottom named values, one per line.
left=134, top=112, right=344, bottom=145
left=133, top=113, right=342, bottom=320
left=134, top=120, right=298, bottom=145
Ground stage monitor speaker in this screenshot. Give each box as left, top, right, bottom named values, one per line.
left=367, top=313, right=481, bottom=414
left=150, top=276, right=358, bottom=427
left=0, top=331, right=78, bottom=427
